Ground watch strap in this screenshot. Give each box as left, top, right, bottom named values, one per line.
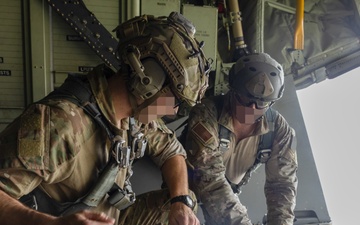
left=170, top=195, right=194, bottom=209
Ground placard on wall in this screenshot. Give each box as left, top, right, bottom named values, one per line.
left=141, top=0, right=180, bottom=17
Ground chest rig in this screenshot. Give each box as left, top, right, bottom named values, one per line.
left=20, top=65, right=147, bottom=216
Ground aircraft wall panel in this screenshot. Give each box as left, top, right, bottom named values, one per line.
left=0, top=0, right=25, bottom=132
left=182, top=5, right=218, bottom=71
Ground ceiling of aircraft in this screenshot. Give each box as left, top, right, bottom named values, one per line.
left=46, top=0, right=360, bottom=94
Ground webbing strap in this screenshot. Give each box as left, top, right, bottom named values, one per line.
left=44, top=74, right=116, bottom=141
left=255, top=108, right=276, bottom=164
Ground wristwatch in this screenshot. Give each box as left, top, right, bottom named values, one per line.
left=170, top=195, right=195, bottom=209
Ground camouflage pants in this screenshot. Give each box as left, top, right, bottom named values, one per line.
left=118, top=189, right=197, bottom=225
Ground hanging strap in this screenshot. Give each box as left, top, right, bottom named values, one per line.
left=215, top=96, right=230, bottom=154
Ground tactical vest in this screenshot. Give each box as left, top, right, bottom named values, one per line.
left=20, top=66, right=146, bottom=216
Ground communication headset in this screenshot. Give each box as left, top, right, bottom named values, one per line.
left=125, top=45, right=167, bottom=100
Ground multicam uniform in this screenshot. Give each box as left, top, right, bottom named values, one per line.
left=185, top=93, right=298, bottom=225
left=0, top=65, right=187, bottom=225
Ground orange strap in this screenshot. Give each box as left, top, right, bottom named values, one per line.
left=294, top=0, right=304, bottom=50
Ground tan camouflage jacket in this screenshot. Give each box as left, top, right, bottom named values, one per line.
left=185, top=93, right=298, bottom=225
left=0, top=65, right=185, bottom=223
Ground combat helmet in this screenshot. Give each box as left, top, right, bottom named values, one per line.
left=229, top=52, right=284, bottom=109
left=114, top=12, right=211, bottom=111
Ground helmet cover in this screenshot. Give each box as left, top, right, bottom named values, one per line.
left=114, top=12, right=211, bottom=107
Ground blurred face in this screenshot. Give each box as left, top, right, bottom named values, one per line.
left=232, top=93, right=268, bottom=124
left=137, top=90, right=177, bottom=124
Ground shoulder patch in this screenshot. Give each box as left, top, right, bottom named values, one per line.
left=191, top=122, right=213, bottom=145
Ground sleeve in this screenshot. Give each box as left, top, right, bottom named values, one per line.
left=143, top=119, right=186, bottom=168
left=185, top=102, right=252, bottom=225
left=0, top=104, right=51, bottom=198
left=0, top=101, right=92, bottom=199
left=264, top=113, right=298, bottom=225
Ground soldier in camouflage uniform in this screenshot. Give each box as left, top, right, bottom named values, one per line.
left=184, top=53, right=298, bottom=225
left=0, top=12, right=210, bottom=225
